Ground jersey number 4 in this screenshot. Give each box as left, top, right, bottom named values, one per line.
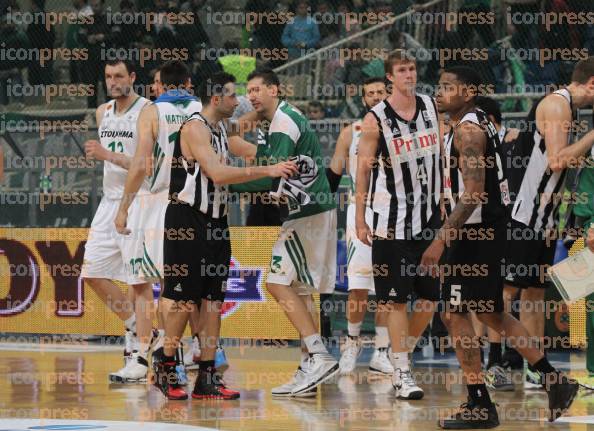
left=416, top=164, right=428, bottom=185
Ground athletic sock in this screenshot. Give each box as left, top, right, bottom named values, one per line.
left=304, top=334, right=327, bottom=354
left=154, top=329, right=165, bottom=351
left=199, top=360, right=215, bottom=372
left=375, top=326, right=390, bottom=349
left=531, top=356, right=555, bottom=375
left=467, top=384, right=493, bottom=408
left=138, top=343, right=149, bottom=360
left=124, top=315, right=136, bottom=332
left=348, top=321, right=362, bottom=338
left=300, top=339, right=309, bottom=367
left=391, top=351, right=409, bottom=372
left=488, top=342, right=502, bottom=366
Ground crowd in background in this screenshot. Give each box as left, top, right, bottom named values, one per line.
left=0, top=0, right=592, bottom=109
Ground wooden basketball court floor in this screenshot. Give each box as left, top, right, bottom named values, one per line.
left=2, top=340, right=594, bottom=431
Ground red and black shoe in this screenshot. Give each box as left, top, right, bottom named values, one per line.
left=153, top=358, right=188, bottom=400
left=192, top=368, right=240, bottom=400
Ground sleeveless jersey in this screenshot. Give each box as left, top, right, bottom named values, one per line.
left=510, top=89, right=573, bottom=231
left=444, top=108, right=510, bottom=225
left=368, top=94, right=441, bottom=239
left=148, top=99, right=203, bottom=194
left=169, top=113, right=229, bottom=219
left=348, top=119, right=363, bottom=202
left=99, top=96, right=150, bottom=199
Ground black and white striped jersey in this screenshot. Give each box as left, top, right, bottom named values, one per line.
left=368, top=94, right=441, bottom=239
left=444, top=108, right=510, bottom=225
left=510, top=89, right=573, bottom=231
left=169, top=112, right=229, bottom=219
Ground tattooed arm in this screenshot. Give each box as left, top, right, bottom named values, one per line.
left=420, top=122, right=486, bottom=275
left=440, top=122, right=486, bottom=234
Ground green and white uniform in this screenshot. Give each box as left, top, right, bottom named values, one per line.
left=233, top=101, right=337, bottom=293
left=140, top=98, right=202, bottom=280
left=346, top=120, right=375, bottom=291
left=82, top=96, right=151, bottom=284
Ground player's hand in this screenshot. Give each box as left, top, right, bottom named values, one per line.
left=420, top=239, right=445, bottom=278
left=356, top=218, right=372, bottom=246
left=268, top=160, right=298, bottom=179
left=587, top=227, right=594, bottom=253
left=85, top=140, right=108, bottom=161
left=440, top=200, right=447, bottom=221
left=114, top=208, right=131, bottom=235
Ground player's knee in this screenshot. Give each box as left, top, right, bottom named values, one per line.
left=439, top=311, right=451, bottom=330
left=521, top=288, right=545, bottom=302
left=265, top=282, right=284, bottom=298
left=475, top=312, right=502, bottom=327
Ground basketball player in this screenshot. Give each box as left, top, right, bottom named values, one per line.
left=149, top=67, right=220, bottom=373
left=326, top=77, right=393, bottom=375
left=355, top=50, right=441, bottom=399
left=504, top=57, right=594, bottom=389
left=422, top=65, right=578, bottom=428
left=152, top=72, right=297, bottom=400
left=232, top=68, right=340, bottom=397
left=473, top=96, right=520, bottom=390
left=114, top=61, right=203, bottom=381
left=81, top=59, right=155, bottom=382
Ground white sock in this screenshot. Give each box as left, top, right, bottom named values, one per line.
left=138, top=343, right=149, bottom=360
left=124, top=315, right=136, bottom=332
left=347, top=321, right=362, bottom=338
left=154, top=329, right=165, bottom=351
left=304, top=334, right=327, bottom=354
left=300, top=340, right=309, bottom=367
left=391, top=351, right=409, bottom=372
left=375, top=326, right=389, bottom=349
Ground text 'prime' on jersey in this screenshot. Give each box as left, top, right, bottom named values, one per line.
left=368, top=94, right=441, bottom=239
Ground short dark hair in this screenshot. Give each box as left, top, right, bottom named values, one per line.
left=199, top=72, right=236, bottom=105
left=475, top=96, right=502, bottom=125
left=363, top=76, right=386, bottom=87
left=308, top=101, right=323, bottom=110
left=159, top=60, right=191, bottom=88
left=105, top=59, right=135, bottom=75
left=572, top=57, right=594, bottom=84
left=442, top=66, right=482, bottom=99
left=247, top=68, right=280, bottom=87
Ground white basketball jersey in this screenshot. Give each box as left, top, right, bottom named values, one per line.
left=348, top=120, right=363, bottom=201
left=99, top=96, right=150, bottom=199
left=148, top=99, right=203, bottom=194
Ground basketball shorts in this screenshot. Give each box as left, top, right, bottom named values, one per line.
left=138, top=189, right=169, bottom=281
left=504, top=219, right=555, bottom=289
left=267, top=209, right=337, bottom=295
left=372, top=210, right=441, bottom=304
left=162, top=202, right=230, bottom=303
left=441, top=221, right=506, bottom=314
left=346, top=203, right=375, bottom=292
left=81, top=196, right=145, bottom=285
